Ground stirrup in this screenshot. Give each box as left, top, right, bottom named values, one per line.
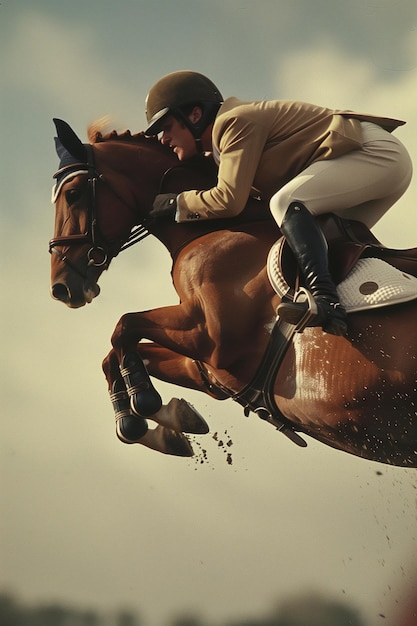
left=278, top=288, right=347, bottom=335
left=286, top=288, right=319, bottom=333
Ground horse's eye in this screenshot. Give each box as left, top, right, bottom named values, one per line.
left=65, top=188, right=81, bottom=205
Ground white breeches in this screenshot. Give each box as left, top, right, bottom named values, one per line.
left=270, top=121, right=413, bottom=228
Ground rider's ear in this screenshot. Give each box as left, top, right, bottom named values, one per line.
left=188, top=106, right=203, bottom=124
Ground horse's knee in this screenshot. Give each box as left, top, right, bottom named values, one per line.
left=102, top=349, right=120, bottom=385
left=111, top=315, right=125, bottom=349
left=111, top=312, right=137, bottom=350
left=102, top=351, right=113, bottom=377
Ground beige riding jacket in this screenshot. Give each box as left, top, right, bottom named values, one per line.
left=175, top=97, right=405, bottom=222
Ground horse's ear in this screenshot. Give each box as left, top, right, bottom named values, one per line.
left=53, top=118, right=88, bottom=163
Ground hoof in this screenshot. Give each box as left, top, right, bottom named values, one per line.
left=166, top=398, right=210, bottom=434
left=116, top=414, right=148, bottom=444
left=162, top=428, right=194, bottom=457
left=116, top=421, right=194, bottom=457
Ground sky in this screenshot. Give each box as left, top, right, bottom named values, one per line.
left=1, top=1, right=417, bottom=625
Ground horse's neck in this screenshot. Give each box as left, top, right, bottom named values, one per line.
left=128, top=143, right=179, bottom=201
left=97, top=139, right=176, bottom=205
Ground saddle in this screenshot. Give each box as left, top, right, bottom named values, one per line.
left=269, top=214, right=417, bottom=313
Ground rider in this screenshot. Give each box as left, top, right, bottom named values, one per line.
left=145, top=70, right=412, bottom=336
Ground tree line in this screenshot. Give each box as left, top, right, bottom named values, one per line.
left=0, top=590, right=366, bottom=626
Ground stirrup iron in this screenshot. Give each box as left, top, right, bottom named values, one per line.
left=282, top=288, right=318, bottom=333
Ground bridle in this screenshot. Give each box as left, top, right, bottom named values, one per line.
left=49, top=144, right=150, bottom=279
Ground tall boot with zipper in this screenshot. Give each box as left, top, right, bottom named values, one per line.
left=277, top=202, right=348, bottom=336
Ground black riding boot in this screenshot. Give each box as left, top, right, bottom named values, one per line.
left=277, top=202, right=348, bottom=336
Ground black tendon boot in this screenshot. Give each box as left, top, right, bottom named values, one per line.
left=277, top=202, right=347, bottom=336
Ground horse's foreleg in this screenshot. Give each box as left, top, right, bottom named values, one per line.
left=102, top=348, right=196, bottom=456
left=110, top=304, right=211, bottom=420
left=102, top=342, right=211, bottom=456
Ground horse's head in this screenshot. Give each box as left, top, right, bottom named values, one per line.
left=49, top=119, right=176, bottom=307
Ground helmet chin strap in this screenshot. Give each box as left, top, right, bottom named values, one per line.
left=194, top=136, right=204, bottom=154
left=173, top=110, right=205, bottom=153
left=175, top=102, right=221, bottom=155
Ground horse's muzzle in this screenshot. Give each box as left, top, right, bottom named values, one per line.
left=51, top=280, right=100, bottom=307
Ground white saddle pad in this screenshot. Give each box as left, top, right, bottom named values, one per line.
left=267, top=242, right=417, bottom=313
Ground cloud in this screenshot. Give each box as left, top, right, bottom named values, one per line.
left=358, top=0, right=417, bottom=72
left=3, top=9, right=147, bottom=129
left=277, top=37, right=417, bottom=111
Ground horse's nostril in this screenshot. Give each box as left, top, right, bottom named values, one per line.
left=51, top=283, right=70, bottom=302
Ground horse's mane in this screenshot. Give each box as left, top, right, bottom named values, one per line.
left=87, top=117, right=160, bottom=147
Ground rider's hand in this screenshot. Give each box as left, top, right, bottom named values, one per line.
left=150, top=193, right=178, bottom=219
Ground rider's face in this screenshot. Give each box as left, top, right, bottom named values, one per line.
left=159, top=115, right=198, bottom=161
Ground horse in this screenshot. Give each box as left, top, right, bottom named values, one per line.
left=49, top=118, right=417, bottom=467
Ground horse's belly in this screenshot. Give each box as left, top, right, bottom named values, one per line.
left=273, top=327, right=417, bottom=466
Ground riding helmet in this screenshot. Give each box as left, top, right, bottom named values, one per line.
left=145, top=70, right=223, bottom=138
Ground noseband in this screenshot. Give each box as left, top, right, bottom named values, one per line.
left=49, top=144, right=150, bottom=279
